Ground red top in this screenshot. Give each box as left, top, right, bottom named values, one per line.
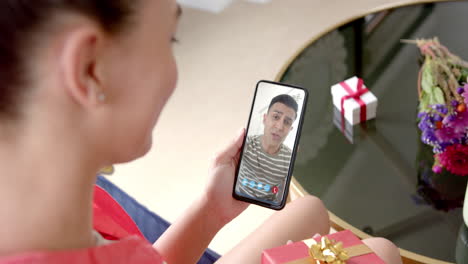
left=0, top=237, right=165, bottom=264
left=0, top=185, right=165, bottom=264
left=92, top=185, right=145, bottom=240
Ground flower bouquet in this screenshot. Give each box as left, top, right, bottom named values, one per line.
left=412, top=140, right=467, bottom=211
left=407, top=38, right=468, bottom=176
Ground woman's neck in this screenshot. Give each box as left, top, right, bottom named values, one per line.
left=0, top=125, right=100, bottom=256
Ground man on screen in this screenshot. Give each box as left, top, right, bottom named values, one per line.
left=236, top=94, right=298, bottom=203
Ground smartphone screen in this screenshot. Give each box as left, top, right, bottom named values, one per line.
left=233, top=80, right=308, bottom=210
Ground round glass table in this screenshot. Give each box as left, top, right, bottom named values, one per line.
left=277, top=1, right=468, bottom=263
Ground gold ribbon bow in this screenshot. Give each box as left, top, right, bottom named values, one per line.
left=99, top=165, right=115, bottom=175
left=309, top=237, right=349, bottom=264
left=286, top=236, right=372, bottom=264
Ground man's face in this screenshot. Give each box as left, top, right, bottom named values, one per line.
left=263, top=102, right=296, bottom=148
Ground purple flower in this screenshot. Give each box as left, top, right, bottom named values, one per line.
left=463, top=84, right=468, bottom=105
left=449, top=110, right=468, bottom=133
left=432, top=165, right=442, bottom=174
left=439, top=142, right=452, bottom=152
left=443, top=114, right=456, bottom=125
left=462, top=137, right=468, bottom=144
left=432, top=104, right=448, bottom=114
left=457, top=86, right=465, bottom=94
left=422, top=130, right=437, bottom=144
left=451, top=100, right=459, bottom=107
left=418, top=120, right=431, bottom=131
left=463, top=92, right=468, bottom=105
left=433, top=146, right=444, bottom=153
left=416, top=105, right=468, bottom=152
left=435, top=126, right=464, bottom=142
left=418, top=113, right=434, bottom=131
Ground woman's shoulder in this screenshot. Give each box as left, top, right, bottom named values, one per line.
left=0, top=236, right=166, bottom=264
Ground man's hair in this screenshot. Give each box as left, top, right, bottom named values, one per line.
left=268, top=94, right=298, bottom=119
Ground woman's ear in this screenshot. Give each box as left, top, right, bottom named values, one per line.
left=60, top=27, right=105, bottom=107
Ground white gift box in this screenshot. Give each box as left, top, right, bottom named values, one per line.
left=331, top=76, right=378, bottom=125
left=332, top=106, right=375, bottom=144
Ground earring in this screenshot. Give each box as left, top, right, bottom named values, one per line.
left=98, top=93, right=106, bottom=102
left=89, top=81, right=106, bottom=102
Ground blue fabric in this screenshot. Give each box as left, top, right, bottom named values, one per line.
left=96, top=175, right=221, bottom=264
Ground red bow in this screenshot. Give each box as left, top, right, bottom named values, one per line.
left=339, top=78, right=369, bottom=124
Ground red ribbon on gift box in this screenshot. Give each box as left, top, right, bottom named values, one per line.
left=339, top=78, right=369, bottom=125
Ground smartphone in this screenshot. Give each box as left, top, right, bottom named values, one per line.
left=233, top=80, right=308, bottom=210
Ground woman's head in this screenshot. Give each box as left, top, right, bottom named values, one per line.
left=0, top=0, right=179, bottom=165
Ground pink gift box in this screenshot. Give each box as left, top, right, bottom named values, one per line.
left=262, top=230, right=385, bottom=264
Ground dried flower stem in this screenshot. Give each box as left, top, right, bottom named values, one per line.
left=406, top=38, right=466, bottom=106
left=437, top=61, right=462, bottom=101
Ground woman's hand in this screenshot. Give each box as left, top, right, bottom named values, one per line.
left=202, top=128, right=249, bottom=226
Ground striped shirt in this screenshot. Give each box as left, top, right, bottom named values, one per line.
left=236, top=135, right=292, bottom=203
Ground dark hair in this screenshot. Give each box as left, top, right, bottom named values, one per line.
left=0, top=0, right=136, bottom=120
left=268, top=94, right=298, bottom=119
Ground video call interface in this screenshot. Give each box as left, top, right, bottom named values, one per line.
left=235, top=82, right=305, bottom=205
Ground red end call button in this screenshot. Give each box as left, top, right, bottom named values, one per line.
left=272, top=186, right=279, bottom=194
